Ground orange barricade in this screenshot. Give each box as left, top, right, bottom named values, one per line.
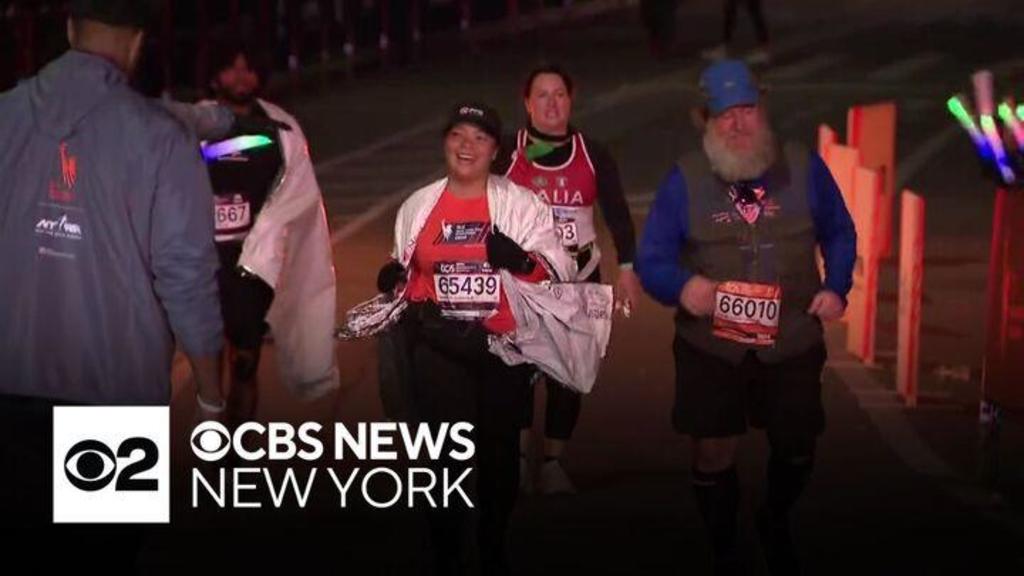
left=818, top=124, right=838, bottom=161
left=846, top=166, right=882, bottom=364
left=897, top=190, right=925, bottom=406
left=847, top=103, right=897, bottom=259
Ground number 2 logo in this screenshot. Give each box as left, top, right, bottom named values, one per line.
left=63, top=438, right=160, bottom=492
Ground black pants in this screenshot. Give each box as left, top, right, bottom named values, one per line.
left=0, top=394, right=147, bottom=572
left=408, top=322, right=531, bottom=575
left=523, top=377, right=581, bottom=441
left=671, top=337, right=827, bottom=442
left=724, top=0, right=769, bottom=44
left=217, top=244, right=275, bottom=352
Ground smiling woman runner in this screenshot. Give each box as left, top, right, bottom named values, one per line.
left=375, top=101, right=573, bottom=575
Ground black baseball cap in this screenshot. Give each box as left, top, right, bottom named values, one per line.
left=69, top=0, right=159, bottom=29
left=444, top=102, right=502, bottom=141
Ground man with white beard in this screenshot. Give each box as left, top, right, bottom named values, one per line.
left=637, top=60, right=855, bottom=576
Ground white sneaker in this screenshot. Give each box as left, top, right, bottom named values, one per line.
left=539, top=460, right=576, bottom=495
left=519, top=456, right=533, bottom=495
left=745, top=47, right=772, bottom=65
left=701, top=44, right=729, bottom=61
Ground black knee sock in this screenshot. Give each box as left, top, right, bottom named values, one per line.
left=692, top=467, right=740, bottom=568
left=758, top=456, right=812, bottom=575
left=764, top=455, right=813, bottom=519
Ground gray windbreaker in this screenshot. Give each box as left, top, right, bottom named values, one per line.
left=0, top=50, right=222, bottom=405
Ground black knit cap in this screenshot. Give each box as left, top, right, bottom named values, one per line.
left=444, top=101, right=502, bottom=142
left=69, top=0, right=159, bottom=29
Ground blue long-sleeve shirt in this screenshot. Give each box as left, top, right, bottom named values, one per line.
left=637, top=152, right=856, bottom=307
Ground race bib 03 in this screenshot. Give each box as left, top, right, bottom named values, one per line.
left=712, top=281, right=782, bottom=346
left=555, top=216, right=578, bottom=248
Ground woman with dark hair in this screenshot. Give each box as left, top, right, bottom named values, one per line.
left=376, top=101, right=574, bottom=574
left=493, top=64, right=639, bottom=495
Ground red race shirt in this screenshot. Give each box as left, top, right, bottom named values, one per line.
left=406, top=189, right=546, bottom=334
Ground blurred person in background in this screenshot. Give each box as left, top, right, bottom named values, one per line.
left=702, top=0, right=772, bottom=64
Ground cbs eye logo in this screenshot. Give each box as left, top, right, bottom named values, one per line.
left=63, top=437, right=160, bottom=492
left=190, top=421, right=232, bottom=462
left=53, top=406, right=170, bottom=523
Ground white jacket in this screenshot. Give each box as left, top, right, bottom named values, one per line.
left=340, top=176, right=612, bottom=392
left=238, top=99, right=340, bottom=399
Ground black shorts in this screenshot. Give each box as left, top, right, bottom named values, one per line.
left=217, top=249, right=274, bottom=350
left=672, top=336, right=827, bottom=441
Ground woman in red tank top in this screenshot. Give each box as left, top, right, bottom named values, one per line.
left=501, top=65, right=641, bottom=497
left=375, top=102, right=552, bottom=575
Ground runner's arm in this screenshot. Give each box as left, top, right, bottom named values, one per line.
left=807, top=152, right=857, bottom=302
left=151, top=128, right=224, bottom=389
left=637, top=167, right=693, bottom=306
left=586, top=137, right=637, bottom=266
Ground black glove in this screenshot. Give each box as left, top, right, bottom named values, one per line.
left=377, top=260, right=407, bottom=293
left=486, top=226, right=535, bottom=274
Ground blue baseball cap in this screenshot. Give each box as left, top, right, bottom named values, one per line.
left=699, top=59, right=760, bottom=116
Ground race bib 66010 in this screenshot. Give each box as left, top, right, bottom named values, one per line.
left=712, top=281, right=782, bottom=346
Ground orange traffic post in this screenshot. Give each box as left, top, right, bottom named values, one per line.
left=897, top=190, right=925, bottom=406
left=818, top=123, right=838, bottom=162
left=848, top=102, right=897, bottom=259
left=846, top=166, right=883, bottom=364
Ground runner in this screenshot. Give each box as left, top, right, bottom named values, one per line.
left=702, top=0, right=773, bottom=64
left=639, top=0, right=680, bottom=58
left=637, top=60, right=855, bottom=575
left=494, top=64, right=639, bottom=495
left=202, top=38, right=339, bottom=422
left=376, top=101, right=574, bottom=574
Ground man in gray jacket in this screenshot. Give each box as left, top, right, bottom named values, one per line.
left=0, top=0, right=224, bottom=531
